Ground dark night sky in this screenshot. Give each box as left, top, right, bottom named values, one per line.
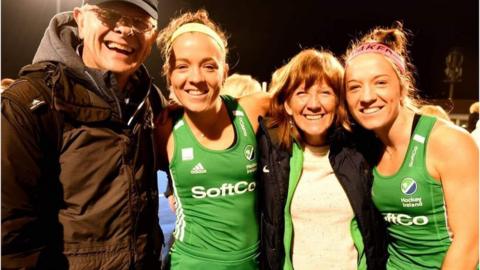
left=2, top=0, right=479, bottom=100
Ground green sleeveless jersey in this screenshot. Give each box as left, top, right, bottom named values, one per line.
left=372, top=115, right=452, bottom=269
left=169, top=95, right=259, bottom=266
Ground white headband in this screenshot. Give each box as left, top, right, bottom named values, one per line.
left=170, top=23, right=225, bottom=51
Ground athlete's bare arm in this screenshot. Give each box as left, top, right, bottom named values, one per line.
left=427, top=122, right=479, bottom=269
left=154, top=108, right=177, bottom=213
left=238, top=91, right=271, bottom=132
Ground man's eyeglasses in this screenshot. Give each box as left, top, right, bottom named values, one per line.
left=87, top=7, right=156, bottom=34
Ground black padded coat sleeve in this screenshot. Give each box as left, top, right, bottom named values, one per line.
left=1, top=95, right=46, bottom=269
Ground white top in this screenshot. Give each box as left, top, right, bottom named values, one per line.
left=290, top=145, right=358, bottom=270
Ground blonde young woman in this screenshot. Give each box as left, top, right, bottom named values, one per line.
left=154, top=9, right=269, bottom=269
left=258, top=49, right=388, bottom=270
left=343, top=23, right=478, bottom=269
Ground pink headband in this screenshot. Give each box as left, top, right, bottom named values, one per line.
left=347, top=42, right=406, bottom=74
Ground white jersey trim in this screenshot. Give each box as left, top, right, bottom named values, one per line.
left=170, top=170, right=186, bottom=242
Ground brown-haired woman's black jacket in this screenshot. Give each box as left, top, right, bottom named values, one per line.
left=257, top=117, right=388, bottom=270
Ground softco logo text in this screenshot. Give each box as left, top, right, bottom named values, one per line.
left=384, top=213, right=429, bottom=226
left=191, top=181, right=256, bottom=199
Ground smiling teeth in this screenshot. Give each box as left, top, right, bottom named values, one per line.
left=186, top=90, right=206, bottom=96
left=106, top=42, right=133, bottom=53
left=305, top=115, right=323, bottom=120
left=362, top=107, right=381, bottom=114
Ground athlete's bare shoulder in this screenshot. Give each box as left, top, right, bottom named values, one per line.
left=238, top=92, right=271, bottom=131
left=155, top=104, right=183, bottom=168
left=427, top=118, right=478, bottom=179
left=429, top=118, right=475, bottom=150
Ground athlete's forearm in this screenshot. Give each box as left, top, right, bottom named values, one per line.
left=441, top=240, right=479, bottom=270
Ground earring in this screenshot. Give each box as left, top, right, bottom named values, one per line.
left=288, top=118, right=294, bottom=128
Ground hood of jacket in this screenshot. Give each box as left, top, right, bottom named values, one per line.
left=33, top=12, right=86, bottom=79
left=30, top=12, right=158, bottom=124
left=31, top=11, right=153, bottom=94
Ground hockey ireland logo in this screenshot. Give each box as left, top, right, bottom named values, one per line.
left=244, top=145, right=255, bottom=161
left=400, top=177, right=417, bottom=195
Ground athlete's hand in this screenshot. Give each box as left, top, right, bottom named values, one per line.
left=168, top=195, right=176, bottom=213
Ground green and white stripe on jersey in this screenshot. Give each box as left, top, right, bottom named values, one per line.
left=372, top=115, right=452, bottom=269
left=168, top=95, right=260, bottom=268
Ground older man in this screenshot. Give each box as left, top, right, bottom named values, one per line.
left=1, top=0, right=166, bottom=269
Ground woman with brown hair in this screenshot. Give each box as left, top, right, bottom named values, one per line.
left=258, top=48, right=388, bottom=270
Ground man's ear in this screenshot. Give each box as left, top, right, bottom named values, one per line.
left=73, top=7, right=85, bottom=39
